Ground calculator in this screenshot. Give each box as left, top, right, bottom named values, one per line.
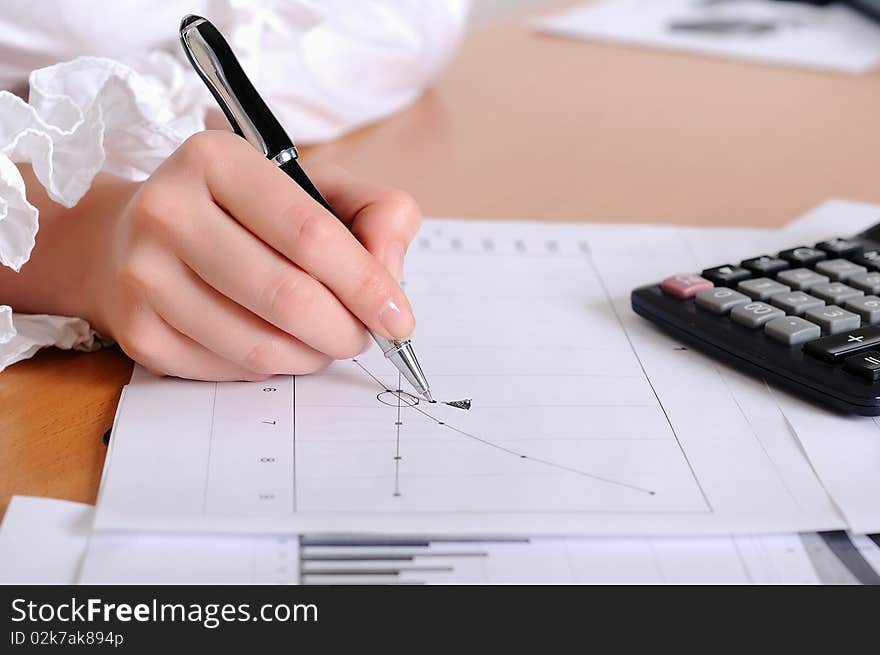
left=631, top=223, right=880, bottom=415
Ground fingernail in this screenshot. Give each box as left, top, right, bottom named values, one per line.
left=383, top=241, right=406, bottom=281
left=378, top=297, right=414, bottom=340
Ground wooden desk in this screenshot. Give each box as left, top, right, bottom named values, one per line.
left=4, top=5, right=880, bottom=518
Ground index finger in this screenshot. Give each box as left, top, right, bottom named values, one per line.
left=304, top=162, right=422, bottom=280
left=199, top=133, right=416, bottom=341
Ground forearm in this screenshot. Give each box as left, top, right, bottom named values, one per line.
left=0, top=165, right=137, bottom=329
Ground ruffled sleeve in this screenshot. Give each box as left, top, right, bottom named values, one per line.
left=0, top=53, right=208, bottom=373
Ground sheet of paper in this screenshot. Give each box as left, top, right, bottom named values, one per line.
left=12, top=194, right=880, bottom=581
left=0, top=496, right=824, bottom=585
left=776, top=393, right=880, bottom=534
left=0, top=497, right=835, bottom=584
left=689, top=198, right=880, bottom=534
left=0, top=496, right=852, bottom=584
left=0, top=496, right=92, bottom=584
left=80, top=532, right=300, bottom=584
left=0, top=497, right=832, bottom=585
left=533, top=0, right=880, bottom=75
left=82, top=532, right=826, bottom=585
left=93, top=217, right=845, bottom=535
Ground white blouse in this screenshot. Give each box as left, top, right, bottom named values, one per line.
left=0, top=0, right=468, bottom=372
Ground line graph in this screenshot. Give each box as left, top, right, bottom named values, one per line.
left=351, top=358, right=657, bottom=497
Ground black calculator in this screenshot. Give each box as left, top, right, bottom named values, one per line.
left=631, top=223, right=880, bottom=415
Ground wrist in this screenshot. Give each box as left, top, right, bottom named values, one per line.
left=0, top=166, right=140, bottom=330
left=77, top=176, right=142, bottom=334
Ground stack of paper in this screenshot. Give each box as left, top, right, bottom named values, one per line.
left=533, top=0, right=880, bottom=75
left=2, top=199, right=879, bottom=584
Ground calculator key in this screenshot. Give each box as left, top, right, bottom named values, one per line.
left=700, top=264, right=751, bottom=287
left=815, top=238, right=862, bottom=257
left=775, top=268, right=829, bottom=291
left=695, top=287, right=750, bottom=314
left=809, top=282, right=863, bottom=305
left=741, top=255, right=789, bottom=275
left=661, top=274, right=713, bottom=299
left=737, top=277, right=790, bottom=301
left=847, top=271, right=880, bottom=295
left=769, top=291, right=824, bottom=316
left=844, top=295, right=880, bottom=325
left=764, top=316, right=821, bottom=346
left=814, top=258, right=867, bottom=281
left=843, top=350, right=880, bottom=381
left=804, top=305, right=861, bottom=335
left=778, top=246, right=827, bottom=266
left=852, top=249, right=880, bottom=271
left=804, top=326, right=880, bottom=363
left=731, top=301, right=785, bottom=329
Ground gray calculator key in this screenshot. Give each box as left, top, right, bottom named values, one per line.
left=695, top=287, right=750, bottom=314
left=764, top=316, right=821, bottom=346
left=731, top=301, right=785, bottom=328
left=737, top=277, right=790, bottom=301
left=804, top=305, right=861, bottom=335
left=844, top=295, right=880, bottom=325
left=814, top=258, right=867, bottom=281
left=775, top=268, right=829, bottom=291
left=809, top=282, right=863, bottom=305
left=847, top=271, right=880, bottom=295
left=769, top=291, right=824, bottom=316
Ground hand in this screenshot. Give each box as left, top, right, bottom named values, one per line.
left=90, top=131, right=421, bottom=380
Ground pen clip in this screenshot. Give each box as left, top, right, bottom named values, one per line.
left=179, top=15, right=294, bottom=160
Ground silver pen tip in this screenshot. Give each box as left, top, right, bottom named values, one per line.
left=423, top=390, right=435, bottom=403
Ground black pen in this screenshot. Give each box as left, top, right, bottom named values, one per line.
left=179, top=15, right=434, bottom=401
left=770, top=1, right=880, bottom=24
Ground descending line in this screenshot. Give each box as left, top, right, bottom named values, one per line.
left=408, top=402, right=655, bottom=495
left=351, top=359, right=656, bottom=496
left=584, top=249, right=711, bottom=508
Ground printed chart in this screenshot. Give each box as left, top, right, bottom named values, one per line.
left=95, top=220, right=842, bottom=534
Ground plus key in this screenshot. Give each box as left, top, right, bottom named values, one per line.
left=803, top=325, right=880, bottom=363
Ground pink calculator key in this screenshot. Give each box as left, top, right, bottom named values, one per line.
left=661, top=273, right=714, bottom=299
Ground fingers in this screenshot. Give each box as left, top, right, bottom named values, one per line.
left=141, top=250, right=333, bottom=376
left=305, top=163, right=422, bottom=281
left=116, top=309, right=268, bottom=382
left=197, top=133, right=416, bottom=340
left=173, top=199, right=369, bottom=360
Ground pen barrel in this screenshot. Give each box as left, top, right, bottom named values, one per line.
left=278, top=159, right=335, bottom=215
left=180, top=16, right=294, bottom=159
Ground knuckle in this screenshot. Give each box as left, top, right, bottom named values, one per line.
left=243, top=336, right=284, bottom=375
left=178, top=130, right=225, bottom=165
left=176, top=131, right=248, bottom=181
left=116, top=256, right=151, bottom=299
left=283, top=202, right=332, bottom=251
left=263, top=271, right=316, bottom=319
left=117, top=316, right=163, bottom=370
left=127, top=184, right=182, bottom=241
left=382, top=189, right=422, bottom=234
left=116, top=243, right=169, bottom=304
